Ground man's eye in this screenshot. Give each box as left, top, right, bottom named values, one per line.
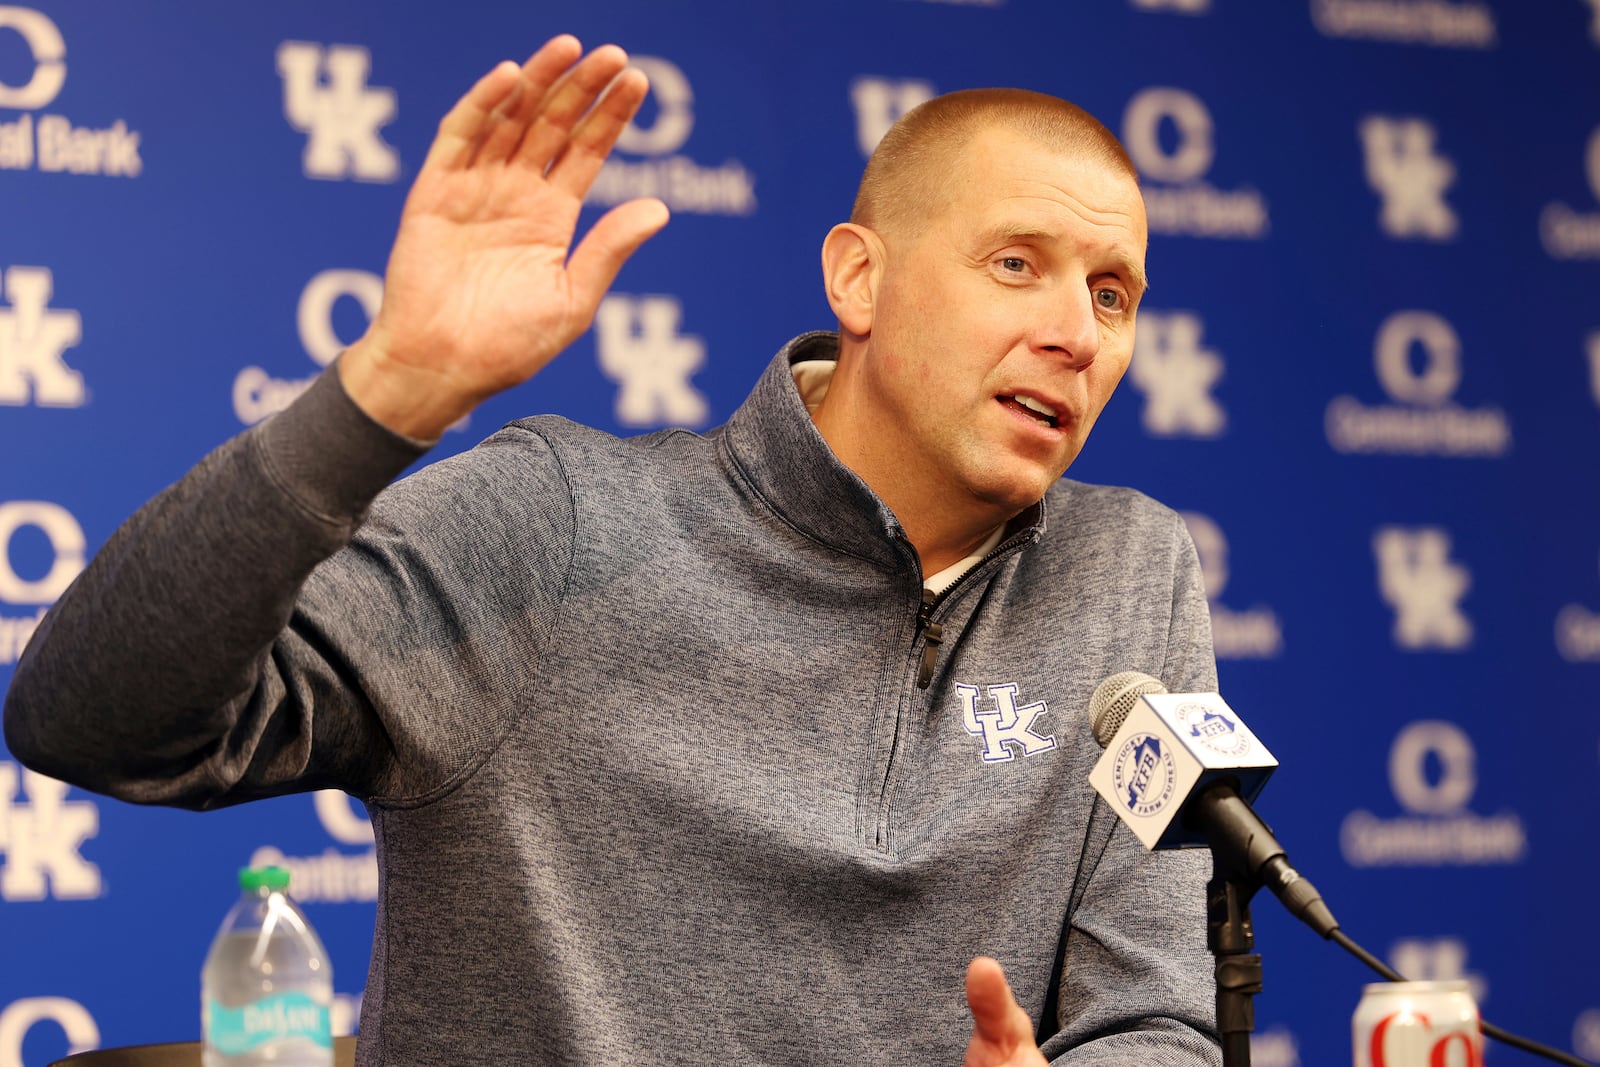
left=1000, top=257, right=1028, bottom=272
left=1095, top=288, right=1124, bottom=310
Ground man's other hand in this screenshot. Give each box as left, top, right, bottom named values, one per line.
left=964, top=957, right=1049, bottom=1067
left=341, top=34, right=670, bottom=439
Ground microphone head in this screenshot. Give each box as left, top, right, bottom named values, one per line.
left=1089, top=671, right=1168, bottom=748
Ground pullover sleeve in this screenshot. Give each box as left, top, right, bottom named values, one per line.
left=3, top=365, right=573, bottom=810
left=1042, top=512, right=1223, bottom=1066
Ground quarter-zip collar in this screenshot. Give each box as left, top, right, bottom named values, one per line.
left=722, top=332, right=1048, bottom=576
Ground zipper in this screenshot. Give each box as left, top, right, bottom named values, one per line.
left=911, top=529, right=1031, bottom=688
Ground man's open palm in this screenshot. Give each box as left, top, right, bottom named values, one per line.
left=342, top=36, right=669, bottom=438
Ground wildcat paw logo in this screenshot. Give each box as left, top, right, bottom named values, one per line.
left=0, top=7, right=142, bottom=177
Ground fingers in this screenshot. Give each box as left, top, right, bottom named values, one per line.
left=472, top=35, right=588, bottom=166
left=964, top=958, right=1043, bottom=1067
left=424, top=59, right=526, bottom=172
left=422, top=35, right=635, bottom=176
left=566, top=198, right=671, bottom=313
left=511, top=44, right=634, bottom=172
left=544, top=66, right=649, bottom=197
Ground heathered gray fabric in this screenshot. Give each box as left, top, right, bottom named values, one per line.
left=7, top=331, right=1222, bottom=1066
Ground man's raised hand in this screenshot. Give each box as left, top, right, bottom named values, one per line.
left=340, top=36, right=670, bottom=439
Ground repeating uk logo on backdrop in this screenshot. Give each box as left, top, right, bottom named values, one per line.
left=276, top=41, right=399, bottom=183
left=1326, top=310, right=1511, bottom=457
left=1128, top=311, right=1226, bottom=438
left=1373, top=526, right=1472, bottom=651
left=1341, top=719, right=1526, bottom=867
left=1359, top=115, right=1458, bottom=241
left=850, top=77, right=936, bottom=158
left=593, top=294, right=708, bottom=428
left=0, top=264, right=83, bottom=408
left=0, top=6, right=142, bottom=176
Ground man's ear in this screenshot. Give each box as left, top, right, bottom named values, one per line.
left=821, top=223, right=883, bottom=338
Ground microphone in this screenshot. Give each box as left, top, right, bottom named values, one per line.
left=1086, top=671, right=1338, bottom=939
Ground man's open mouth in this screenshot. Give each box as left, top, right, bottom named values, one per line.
left=1001, top=394, right=1059, bottom=428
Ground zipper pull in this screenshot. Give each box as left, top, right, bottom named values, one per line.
left=916, top=589, right=943, bottom=689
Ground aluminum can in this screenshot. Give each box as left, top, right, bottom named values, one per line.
left=1352, top=980, right=1483, bottom=1067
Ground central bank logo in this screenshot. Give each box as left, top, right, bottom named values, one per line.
left=234, top=269, right=383, bottom=425
left=248, top=790, right=376, bottom=905
left=1182, top=512, right=1283, bottom=659
left=0, top=997, right=98, bottom=1066
left=1121, top=87, right=1268, bottom=239
left=587, top=56, right=754, bottom=216
left=0, top=6, right=143, bottom=177
left=594, top=294, right=708, bottom=428
left=1373, top=526, right=1472, bottom=651
left=0, top=499, right=85, bottom=665
left=1310, top=0, right=1497, bottom=48
left=0, top=265, right=83, bottom=407
left=1359, top=116, right=1458, bottom=240
left=850, top=77, right=936, bottom=157
left=1555, top=546, right=1600, bottom=663
left=1341, top=721, right=1526, bottom=866
left=1540, top=126, right=1600, bottom=260
left=0, top=763, right=101, bottom=901
left=1129, top=311, right=1225, bottom=437
left=1325, top=310, right=1511, bottom=456
left=956, top=682, right=1056, bottom=763
left=276, top=42, right=398, bottom=183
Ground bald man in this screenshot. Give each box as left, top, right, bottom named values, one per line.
left=7, top=38, right=1221, bottom=1066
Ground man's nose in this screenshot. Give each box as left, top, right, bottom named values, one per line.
left=1031, top=285, right=1101, bottom=369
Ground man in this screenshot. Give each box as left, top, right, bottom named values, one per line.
left=5, top=36, right=1219, bottom=1066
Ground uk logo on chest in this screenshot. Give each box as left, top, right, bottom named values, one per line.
left=956, top=682, right=1056, bottom=764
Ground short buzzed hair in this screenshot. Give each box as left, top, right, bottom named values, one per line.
left=851, top=88, right=1138, bottom=238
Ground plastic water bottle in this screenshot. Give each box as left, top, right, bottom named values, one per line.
left=201, top=866, right=334, bottom=1067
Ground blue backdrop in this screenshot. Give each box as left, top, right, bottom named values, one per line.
left=1, top=1, right=1597, bottom=1064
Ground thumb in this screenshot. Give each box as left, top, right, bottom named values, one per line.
left=566, top=197, right=671, bottom=315
left=964, top=957, right=1045, bottom=1067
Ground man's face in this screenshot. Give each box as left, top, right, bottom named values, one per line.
left=857, top=126, right=1148, bottom=522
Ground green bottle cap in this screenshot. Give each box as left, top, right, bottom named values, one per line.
left=237, top=866, right=291, bottom=891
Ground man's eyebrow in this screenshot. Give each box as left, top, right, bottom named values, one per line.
left=976, top=223, right=1149, bottom=297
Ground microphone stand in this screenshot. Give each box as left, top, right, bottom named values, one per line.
left=1207, top=860, right=1264, bottom=1067
left=1191, top=779, right=1273, bottom=1067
